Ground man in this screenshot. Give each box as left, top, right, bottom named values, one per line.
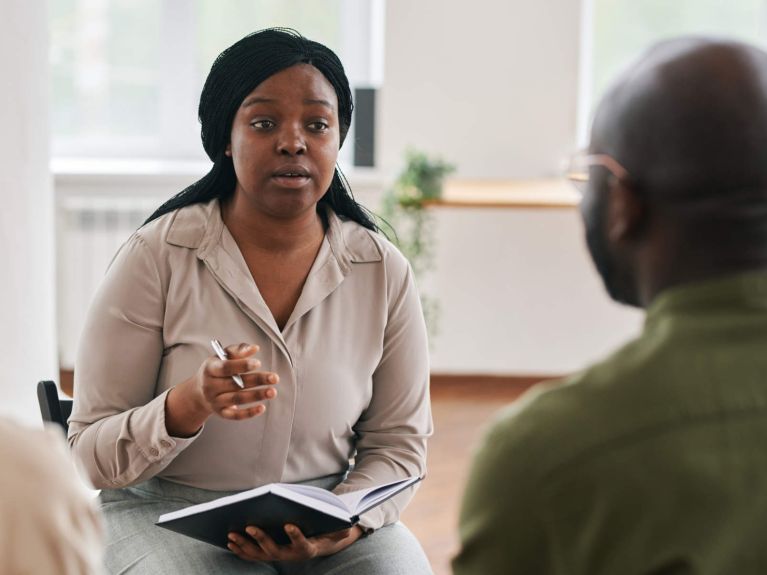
left=453, top=37, right=767, bottom=574
left=0, top=417, right=103, bottom=574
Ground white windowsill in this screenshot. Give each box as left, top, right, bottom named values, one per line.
left=51, top=157, right=384, bottom=190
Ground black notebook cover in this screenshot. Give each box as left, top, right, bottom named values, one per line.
left=156, top=491, right=355, bottom=548
left=156, top=476, right=422, bottom=548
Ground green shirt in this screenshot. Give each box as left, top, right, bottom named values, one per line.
left=453, top=270, right=767, bottom=575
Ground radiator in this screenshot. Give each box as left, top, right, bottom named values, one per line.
left=57, top=195, right=163, bottom=368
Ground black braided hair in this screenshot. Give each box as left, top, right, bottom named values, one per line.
left=143, top=28, right=377, bottom=231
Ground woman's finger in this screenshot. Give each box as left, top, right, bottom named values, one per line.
left=283, top=524, right=317, bottom=557
left=225, top=343, right=259, bottom=359
left=219, top=404, right=266, bottom=420
left=318, top=527, right=352, bottom=542
left=207, top=357, right=262, bottom=379
left=214, top=386, right=277, bottom=410
left=244, top=527, right=289, bottom=560
left=239, top=371, right=280, bottom=387
left=227, top=532, right=268, bottom=562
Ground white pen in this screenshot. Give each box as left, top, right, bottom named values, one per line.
left=210, top=339, right=245, bottom=388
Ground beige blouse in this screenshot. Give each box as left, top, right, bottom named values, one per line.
left=68, top=199, right=432, bottom=530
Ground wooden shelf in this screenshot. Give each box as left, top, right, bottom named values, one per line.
left=422, top=178, right=579, bottom=209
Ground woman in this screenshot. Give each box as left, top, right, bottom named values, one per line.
left=68, top=28, right=433, bottom=574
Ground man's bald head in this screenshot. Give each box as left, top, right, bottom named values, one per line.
left=592, top=37, right=767, bottom=199
left=582, top=37, right=767, bottom=308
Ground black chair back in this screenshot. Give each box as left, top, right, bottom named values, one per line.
left=37, top=380, right=72, bottom=434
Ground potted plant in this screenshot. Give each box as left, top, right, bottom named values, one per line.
left=381, top=149, right=455, bottom=341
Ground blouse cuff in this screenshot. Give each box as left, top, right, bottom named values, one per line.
left=131, top=389, right=202, bottom=464
left=355, top=506, right=386, bottom=533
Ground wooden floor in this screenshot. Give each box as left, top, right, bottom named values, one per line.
left=401, top=376, right=551, bottom=575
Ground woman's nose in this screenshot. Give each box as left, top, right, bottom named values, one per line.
left=276, top=125, right=307, bottom=156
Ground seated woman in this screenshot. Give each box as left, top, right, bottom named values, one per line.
left=68, top=28, right=433, bottom=574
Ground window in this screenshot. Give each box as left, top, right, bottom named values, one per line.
left=49, top=0, right=383, bottom=164
left=578, top=0, right=767, bottom=142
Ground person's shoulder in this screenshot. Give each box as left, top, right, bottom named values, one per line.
left=109, top=201, right=215, bottom=274
left=0, top=417, right=61, bottom=461
left=0, top=418, right=86, bottom=495
left=336, top=217, right=410, bottom=271
left=478, top=335, right=656, bottom=478
left=0, top=418, right=103, bottom=573
left=135, top=200, right=214, bottom=250
left=475, top=380, right=576, bottom=478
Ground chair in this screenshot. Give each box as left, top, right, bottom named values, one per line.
left=37, top=380, right=73, bottom=434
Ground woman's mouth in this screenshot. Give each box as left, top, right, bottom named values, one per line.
left=272, top=169, right=311, bottom=188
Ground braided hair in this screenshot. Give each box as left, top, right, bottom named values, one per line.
left=144, top=28, right=377, bottom=231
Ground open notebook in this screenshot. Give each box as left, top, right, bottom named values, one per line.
left=156, top=475, right=422, bottom=547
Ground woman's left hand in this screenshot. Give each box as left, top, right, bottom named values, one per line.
left=227, top=524, right=363, bottom=562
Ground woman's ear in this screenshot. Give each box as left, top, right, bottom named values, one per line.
left=606, top=178, right=646, bottom=243
left=225, top=144, right=232, bottom=157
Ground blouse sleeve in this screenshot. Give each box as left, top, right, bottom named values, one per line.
left=67, top=234, right=199, bottom=489
left=332, top=259, right=433, bottom=531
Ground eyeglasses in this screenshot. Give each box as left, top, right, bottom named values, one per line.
left=565, top=152, right=631, bottom=195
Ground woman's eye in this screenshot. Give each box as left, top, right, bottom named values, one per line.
left=251, top=119, right=275, bottom=130
left=308, top=121, right=329, bottom=132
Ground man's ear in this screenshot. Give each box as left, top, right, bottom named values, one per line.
left=606, top=178, right=645, bottom=243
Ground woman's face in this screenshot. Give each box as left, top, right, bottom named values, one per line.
left=226, top=64, right=340, bottom=220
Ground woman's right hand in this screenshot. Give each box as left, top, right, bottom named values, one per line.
left=165, top=343, right=279, bottom=437
left=194, top=343, right=279, bottom=420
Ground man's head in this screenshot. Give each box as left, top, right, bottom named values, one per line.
left=580, top=37, right=767, bottom=307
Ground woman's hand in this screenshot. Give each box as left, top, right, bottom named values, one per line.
left=226, top=524, right=364, bottom=562
left=193, top=343, right=279, bottom=420
left=165, top=343, right=279, bottom=437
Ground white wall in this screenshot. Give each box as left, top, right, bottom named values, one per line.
left=427, top=207, right=642, bottom=375
left=1, top=0, right=58, bottom=425
left=380, top=0, right=643, bottom=375
left=379, top=0, right=582, bottom=179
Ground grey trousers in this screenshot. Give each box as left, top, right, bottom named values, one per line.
left=99, top=476, right=433, bottom=574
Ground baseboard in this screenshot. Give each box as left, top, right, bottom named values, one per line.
left=59, top=369, right=74, bottom=397
left=429, top=373, right=562, bottom=399
left=59, top=369, right=563, bottom=400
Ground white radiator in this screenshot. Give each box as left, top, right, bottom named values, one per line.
left=57, top=195, right=163, bottom=368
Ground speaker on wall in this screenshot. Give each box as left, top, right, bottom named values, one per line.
left=353, top=87, right=376, bottom=168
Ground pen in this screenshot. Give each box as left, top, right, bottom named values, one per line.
left=210, top=339, right=245, bottom=388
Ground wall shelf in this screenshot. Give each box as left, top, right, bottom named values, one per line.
left=423, top=178, right=579, bottom=209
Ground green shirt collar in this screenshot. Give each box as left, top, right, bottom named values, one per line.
left=646, top=268, right=767, bottom=327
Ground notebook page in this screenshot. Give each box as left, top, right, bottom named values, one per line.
left=335, top=476, right=419, bottom=514
left=270, top=485, right=351, bottom=521
left=279, top=484, right=350, bottom=512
